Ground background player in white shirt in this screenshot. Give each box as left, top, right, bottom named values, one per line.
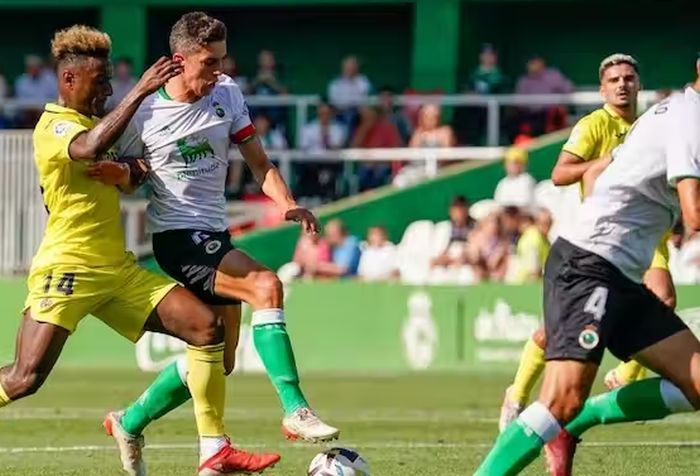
left=476, top=59, right=700, bottom=476
left=96, top=12, right=338, bottom=476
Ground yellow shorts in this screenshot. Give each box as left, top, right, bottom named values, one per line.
left=649, top=234, right=671, bottom=271
left=24, top=253, right=177, bottom=342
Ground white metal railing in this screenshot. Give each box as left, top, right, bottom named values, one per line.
left=0, top=90, right=661, bottom=147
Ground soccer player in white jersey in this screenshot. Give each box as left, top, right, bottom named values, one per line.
left=475, top=58, right=700, bottom=475
left=97, top=12, right=338, bottom=476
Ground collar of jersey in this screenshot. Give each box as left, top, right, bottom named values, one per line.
left=44, top=102, right=96, bottom=120
left=157, top=86, right=172, bottom=100
left=602, top=103, right=621, bottom=119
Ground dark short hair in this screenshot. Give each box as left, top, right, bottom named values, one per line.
left=451, top=195, right=469, bottom=207
left=169, top=11, right=226, bottom=54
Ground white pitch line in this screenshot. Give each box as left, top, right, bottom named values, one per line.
left=4, top=441, right=700, bottom=454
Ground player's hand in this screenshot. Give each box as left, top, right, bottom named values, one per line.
left=86, top=161, right=130, bottom=188
left=284, top=207, right=320, bottom=234
left=134, top=57, right=183, bottom=96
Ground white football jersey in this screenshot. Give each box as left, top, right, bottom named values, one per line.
left=117, top=75, right=254, bottom=233
left=563, top=87, right=700, bottom=282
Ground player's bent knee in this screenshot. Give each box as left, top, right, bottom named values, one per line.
left=188, top=314, right=225, bottom=347
left=548, top=388, right=585, bottom=423
left=252, top=270, right=283, bottom=308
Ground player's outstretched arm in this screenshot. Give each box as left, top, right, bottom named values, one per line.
left=239, top=137, right=319, bottom=234
left=69, top=57, right=182, bottom=162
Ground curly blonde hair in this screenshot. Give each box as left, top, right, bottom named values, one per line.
left=51, top=25, right=111, bottom=63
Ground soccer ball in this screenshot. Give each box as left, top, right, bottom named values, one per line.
left=307, top=447, right=370, bottom=476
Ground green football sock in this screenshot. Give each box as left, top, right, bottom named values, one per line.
left=566, top=377, right=684, bottom=437
left=474, top=419, right=545, bottom=476
left=252, top=309, right=308, bottom=415
left=120, top=361, right=191, bottom=436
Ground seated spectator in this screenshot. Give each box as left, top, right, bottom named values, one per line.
left=255, top=113, right=288, bottom=150
left=378, top=86, right=412, bottom=144
left=223, top=56, right=249, bottom=94
left=512, top=208, right=552, bottom=283
left=358, top=226, right=399, bottom=281
left=314, top=219, right=361, bottom=278
left=328, top=55, right=372, bottom=124
left=298, top=100, right=347, bottom=199
left=250, top=49, right=287, bottom=126
left=226, top=113, right=287, bottom=197
left=515, top=55, right=573, bottom=136
left=409, top=104, right=456, bottom=148
left=106, top=57, right=137, bottom=111
left=500, top=205, right=523, bottom=250
left=465, top=212, right=510, bottom=282
left=456, top=43, right=508, bottom=145
left=15, top=55, right=57, bottom=127
left=494, top=147, right=536, bottom=208
left=15, top=55, right=57, bottom=102
left=432, top=195, right=475, bottom=267
left=351, top=105, right=402, bottom=191
left=293, top=232, right=331, bottom=279
left=300, top=100, right=347, bottom=152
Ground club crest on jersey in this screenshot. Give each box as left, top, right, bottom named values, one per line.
left=176, top=135, right=214, bottom=165
left=52, top=121, right=72, bottom=137
left=578, top=326, right=600, bottom=350
left=212, top=101, right=225, bottom=118
left=205, top=240, right=222, bottom=254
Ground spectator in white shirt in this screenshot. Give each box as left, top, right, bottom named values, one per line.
left=494, top=147, right=536, bottom=208
left=298, top=100, right=347, bottom=199
left=106, top=57, right=137, bottom=111
left=300, top=101, right=347, bottom=152
left=15, top=55, right=57, bottom=102
left=328, top=55, right=372, bottom=123
left=358, top=226, right=399, bottom=281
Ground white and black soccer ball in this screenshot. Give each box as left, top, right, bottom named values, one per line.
left=307, top=447, right=370, bottom=476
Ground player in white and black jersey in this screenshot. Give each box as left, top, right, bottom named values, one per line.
left=98, top=12, right=338, bottom=476
left=475, top=57, right=700, bottom=476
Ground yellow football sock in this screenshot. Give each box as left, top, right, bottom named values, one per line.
left=614, top=360, right=647, bottom=385
left=0, top=380, right=11, bottom=408
left=186, top=344, right=226, bottom=437
left=510, top=337, right=546, bottom=405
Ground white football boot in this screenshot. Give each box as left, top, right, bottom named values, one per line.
left=282, top=408, right=340, bottom=443
left=103, top=411, right=146, bottom=476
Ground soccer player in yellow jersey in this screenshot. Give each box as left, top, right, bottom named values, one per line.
left=499, top=54, right=677, bottom=440
left=0, top=26, right=279, bottom=475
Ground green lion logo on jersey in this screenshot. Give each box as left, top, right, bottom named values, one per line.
left=176, top=136, right=215, bottom=165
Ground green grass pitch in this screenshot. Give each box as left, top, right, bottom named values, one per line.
left=1, top=369, right=700, bottom=475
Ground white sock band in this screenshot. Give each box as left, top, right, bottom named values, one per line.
left=251, top=308, right=285, bottom=326
left=660, top=379, right=694, bottom=413
left=175, top=355, right=188, bottom=386
left=519, top=401, right=562, bottom=442
left=199, top=436, right=228, bottom=463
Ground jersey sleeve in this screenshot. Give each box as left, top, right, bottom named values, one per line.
left=38, top=117, right=89, bottom=164
left=562, top=115, right=599, bottom=161
left=666, top=99, right=700, bottom=185
left=115, top=119, right=145, bottom=158
left=224, top=78, right=256, bottom=144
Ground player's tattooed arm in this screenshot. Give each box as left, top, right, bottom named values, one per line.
left=239, top=137, right=320, bottom=234
left=69, top=57, right=182, bottom=162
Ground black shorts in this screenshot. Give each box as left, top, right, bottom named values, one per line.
left=152, top=229, right=240, bottom=306
left=543, top=239, right=687, bottom=364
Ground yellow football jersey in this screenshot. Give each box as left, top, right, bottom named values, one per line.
left=562, top=103, right=631, bottom=164
left=31, top=103, right=126, bottom=270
